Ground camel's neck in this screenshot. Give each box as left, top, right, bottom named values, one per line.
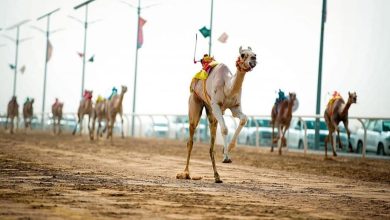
left=286, top=99, right=294, bottom=117
left=227, top=69, right=246, bottom=97
left=340, top=100, right=352, bottom=118
left=117, top=91, right=125, bottom=107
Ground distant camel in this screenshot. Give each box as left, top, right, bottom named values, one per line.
left=72, top=90, right=94, bottom=140
left=23, top=98, right=34, bottom=130
left=324, top=91, right=357, bottom=157
left=106, top=86, right=127, bottom=141
left=271, top=92, right=297, bottom=155
left=5, top=96, right=19, bottom=134
left=177, top=46, right=257, bottom=183
left=52, top=98, right=63, bottom=135
left=91, top=96, right=107, bottom=140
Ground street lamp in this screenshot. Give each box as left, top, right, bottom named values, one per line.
left=72, top=0, right=96, bottom=97
left=315, top=0, right=327, bottom=149
left=35, top=7, right=60, bottom=127
left=3, top=19, right=31, bottom=97
left=120, top=0, right=158, bottom=136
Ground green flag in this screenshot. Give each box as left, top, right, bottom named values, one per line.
left=88, top=55, right=94, bottom=62
left=9, top=64, right=15, bottom=70
left=199, top=26, right=210, bottom=38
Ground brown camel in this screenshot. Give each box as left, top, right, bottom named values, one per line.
left=91, top=96, right=107, bottom=140
left=72, top=90, right=94, bottom=140
left=106, top=85, right=127, bottom=141
left=5, top=96, right=19, bottom=134
left=177, top=46, right=257, bottom=183
left=324, top=91, right=357, bottom=157
left=271, top=92, right=297, bottom=155
left=23, top=98, right=34, bottom=130
left=52, top=98, right=63, bottom=135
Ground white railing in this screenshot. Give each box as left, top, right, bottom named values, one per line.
left=1, top=112, right=389, bottom=159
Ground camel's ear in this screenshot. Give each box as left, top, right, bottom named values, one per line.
left=348, top=91, right=351, bottom=96
left=248, top=46, right=252, bottom=51
left=239, top=46, right=243, bottom=54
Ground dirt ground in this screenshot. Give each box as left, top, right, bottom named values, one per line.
left=0, top=130, right=389, bottom=219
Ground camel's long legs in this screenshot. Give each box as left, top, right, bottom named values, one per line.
left=210, top=102, right=231, bottom=163
left=277, top=124, right=283, bottom=155
left=343, top=120, right=353, bottom=152
left=72, top=118, right=78, bottom=135
left=177, top=94, right=203, bottom=180
left=271, top=123, right=275, bottom=152
left=205, top=107, right=222, bottom=183
left=229, top=106, right=248, bottom=153
left=119, top=111, right=124, bottom=138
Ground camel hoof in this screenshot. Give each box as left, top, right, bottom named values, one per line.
left=191, top=176, right=202, bottom=180
left=222, top=158, right=232, bottom=163
left=215, top=179, right=223, bottom=183
left=176, top=172, right=191, bottom=180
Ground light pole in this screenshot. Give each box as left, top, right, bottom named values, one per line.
left=36, top=8, right=60, bottom=127
left=121, top=0, right=156, bottom=136
left=208, top=0, right=214, bottom=55
left=73, top=0, right=96, bottom=97
left=4, top=19, right=31, bottom=97
left=315, top=0, right=327, bottom=149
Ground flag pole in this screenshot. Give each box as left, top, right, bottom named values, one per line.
left=131, top=0, right=141, bottom=137
left=208, top=0, right=214, bottom=55
left=315, top=0, right=327, bottom=149
left=37, top=8, right=60, bottom=128
left=74, top=0, right=96, bottom=97
left=5, top=20, right=30, bottom=97
left=13, top=27, right=20, bottom=97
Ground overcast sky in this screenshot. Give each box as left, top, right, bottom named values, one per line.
left=1, top=0, right=389, bottom=118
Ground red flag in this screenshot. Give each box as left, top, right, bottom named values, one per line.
left=77, top=52, right=84, bottom=58
left=137, top=17, right=147, bottom=49
left=46, top=40, right=53, bottom=62
left=218, top=32, right=228, bottom=43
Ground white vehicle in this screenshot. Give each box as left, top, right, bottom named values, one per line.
left=145, top=116, right=169, bottom=138
left=286, top=118, right=349, bottom=150
left=351, top=120, right=390, bottom=156
left=172, top=116, right=209, bottom=142
left=238, top=117, right=273, bottom=146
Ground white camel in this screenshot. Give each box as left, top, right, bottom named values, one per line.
left=177, top=46, right=257, bottom=183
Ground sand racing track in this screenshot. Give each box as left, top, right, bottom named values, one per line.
left=0, top=130, right=389, bottom=219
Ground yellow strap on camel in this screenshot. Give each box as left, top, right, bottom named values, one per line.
left=192, top=61, right=219, bottom=80
left=327, top=94, right=342, bottom=117
left=203, top=80, right=211, bottom=106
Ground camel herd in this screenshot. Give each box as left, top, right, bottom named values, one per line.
left=2, top=46, right=358, bottom=183
left=3, top=85, right=128, bottom=142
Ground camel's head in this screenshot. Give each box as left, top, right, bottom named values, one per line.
left=348, top=91, right=357, bottom=104
left=121, top=85, right=128, bottom=94
left=288, top=92, right=297, bottom=101
left=83, top=90, right=93, bottom=100
left=237, top=46, right=257, bottom=72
